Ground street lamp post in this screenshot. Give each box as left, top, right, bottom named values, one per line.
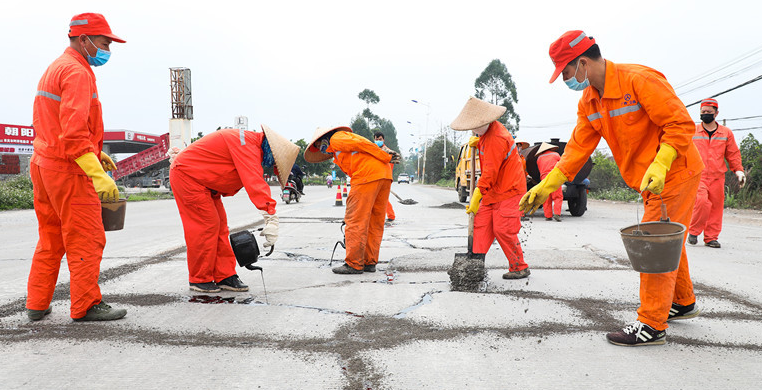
left=411, top=100, right=431, bottom=183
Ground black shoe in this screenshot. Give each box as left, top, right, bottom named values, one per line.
left=705, top=240, right=721, bottom=248
left=73, top=302, right=127, bottom=322
left=687, top=234, right=697, bottom=245
left=217, top=275, right=249, bottom=292
left=606, top=321, right=666, bottom=346
left=27, top=307, right=52, bottom=321
left=332, top=264, right=363, bottom=274
left=552, top=215, right=562, bottom=222
left=545, top=217, right=553, bottom=221
left=502, top=268, right=530, bottom=279
left=668, top=302, right=701, bottom=321
left=189, top=282, right=221, bottom=293
left=364, top=264, right=376, bottom=273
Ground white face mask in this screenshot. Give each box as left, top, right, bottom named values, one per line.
left=472, top=124, right=489, bottom=136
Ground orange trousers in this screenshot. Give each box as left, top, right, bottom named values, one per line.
left=688, top=175, right=725, bottom=243
left=27, top=163, right=105, bottom=318
left=170, top=168, right=237, bottom=283
left=543, top=187, right=563, bottom=218
left=637, top=173, right=700, bottom=331
left=386, top=201, right=396, bottom=220
left=473, top=194, right=527, bottom=272
left=344, top=179, right=391, bottom=270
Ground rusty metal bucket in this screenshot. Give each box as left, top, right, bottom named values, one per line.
left=101, top=199, right=127, bottom=231
left=619, top=202, right=684, bottom=274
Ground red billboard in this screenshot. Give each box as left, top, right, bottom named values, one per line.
left=103, top=130, right=160, bottom=144
left=1, top=124, right=35, bottom=145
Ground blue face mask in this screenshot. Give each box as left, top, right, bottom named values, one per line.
left=86, top=36, right=111, bottom=67
left=564, top=61, right=589, bottom=91
left=374, top=140, right=384, bottom=147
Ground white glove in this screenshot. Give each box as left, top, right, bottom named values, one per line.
left=167, top=147, right=181, bottom=164
left=260, top=211, right=279, bottom=248
left=736, top=171, right=746, bottom=188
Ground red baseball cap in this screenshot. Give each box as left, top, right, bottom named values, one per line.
left=700, top=98, right=719, bottom=109
left=548, top=30, right=594, bottom=83
left=68, top=13, right=126, bottom=43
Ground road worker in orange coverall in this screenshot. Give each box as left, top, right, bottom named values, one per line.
left=688, top=98, right=745, bottom=249
left=374, top=131, right=396, bottom=222
left=535, top=143, right=563, bottom=222
left=451, top=97, right=529, bottom=279
left=305, top=126, right=398, bottom=274
left=170, top=125, right=299, bottom=292
left=27, top=13, right=127, bottom=322
left=522, top=30, right=705, bottom=346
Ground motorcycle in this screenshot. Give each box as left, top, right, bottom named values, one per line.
left=326, top=177, right=333, bottom=188
left=282, top=176, right=302, bottom=204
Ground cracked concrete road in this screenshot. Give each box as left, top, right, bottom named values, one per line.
left=1, top=184, right=761, bottom=389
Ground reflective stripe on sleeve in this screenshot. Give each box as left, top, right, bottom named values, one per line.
left=239, top=129, right=245, bottom=145
left=36, top=91, right=61, bottom=101
left=609, top=103, right=642, bottom=118
left=587, top=112, right=602, bottom=121
left=92, top=93, right=98, bottom=99
left=504, top=143, right=517, bottom=160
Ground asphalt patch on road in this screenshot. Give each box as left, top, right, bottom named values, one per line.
left=432, top=202, right=466, bottom=209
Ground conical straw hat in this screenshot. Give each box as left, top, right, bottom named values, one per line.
left=515, top=140, right=530, bottom=149
left=450, top=96, right=507, bottom=131
left=536, top=142, right=559, bottom=155
left=261, top=124, right=300, bottom=189
left=304, top=126, right=352, bottom=163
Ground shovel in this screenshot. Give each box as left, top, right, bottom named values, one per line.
left=448, top=146, right=486, bottom=291
left=390, top=190, right=418, bottom=205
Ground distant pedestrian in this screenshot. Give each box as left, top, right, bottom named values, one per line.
left=452, top=97, right=530, bottom=279
left=687, top=98, right=745, bottom=248
left=28, top=13, right=127, bottom=322
left=535, top=142, right=563, bottom=222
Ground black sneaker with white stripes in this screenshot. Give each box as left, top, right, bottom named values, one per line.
left=668, top=302, right=701, bottom=321
left=606, top=321, right=666, bottom=346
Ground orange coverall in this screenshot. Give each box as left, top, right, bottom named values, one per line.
left=557, top=60, right=704, bottom=331
left=170, top=129, right=276, bottom=283
left=688, top=124, right=743, bottom=243
left=537, top=150, right=562, bottom=218
left=386, top=161, right=396, bottom=220
left=328, top=131, right=393, bottom=270
left=473, top=121, right=528, bottom=272
left=28, top=48, right=106, bottom=319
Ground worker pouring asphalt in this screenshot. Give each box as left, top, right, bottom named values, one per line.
left=521, top=30, right=705, bottom=346
left=451, top=97, right=529, bottom=279
left=687, top=98, right=745, bottom=249
left=27, top=13, right=127, bottom=322
left=305, top=126, right=397, bottom=274
left=169, top=125, right=299, bottom=293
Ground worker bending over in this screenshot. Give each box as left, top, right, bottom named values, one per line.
left=170, top=126, right=298, bottom=292
left=305, top=126, right=398, bottom=274
left=27, top=13, right=127, bottom=322
left=688, top=98, right=745, bottom=248
left=522, top=31, right=704, bottom=346
left=536, top=143, right=563, bottom=222
left=452, top=97, right=530, bottom=279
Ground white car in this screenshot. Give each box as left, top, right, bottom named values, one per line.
left=398, top=173, right=410, bottom=184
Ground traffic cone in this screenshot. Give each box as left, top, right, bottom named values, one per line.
left=335, top=184, right=343, bottom=206
left=342, top=183, right=348, bottom=198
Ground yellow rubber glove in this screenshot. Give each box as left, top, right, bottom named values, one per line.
left=639, top=143, right=677, bottom=194
left=468, top=136, right=480, bottom=147
left=519, top=167, right=568, bottom=214
left=75, top=153, right=120, bottom=202
left=466, top=187, right=482, bottom=214
left=100, top=151, right=116, bottom=172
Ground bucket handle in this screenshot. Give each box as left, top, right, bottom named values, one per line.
left=636, top=192, right=670, bottom=232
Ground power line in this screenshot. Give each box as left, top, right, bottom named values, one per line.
left=677, top=57, right=762, bottom=96
left=685, top=74, right=762, bottom=107
left=674, top=45, right=762, bottom=90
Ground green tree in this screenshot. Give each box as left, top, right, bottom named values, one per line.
left=190, top=131, right=204, bottom=143
left=359, top=89, right=381, bottom=131
left=423, top=133, right=458, bottom=184
left=293, top=138, right=334, bottom=177
left=350, top=114, right=374, bottom=141
left=474, top=59, right=520, bottom=134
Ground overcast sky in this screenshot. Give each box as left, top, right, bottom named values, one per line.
left=3, top=0, right=762, bottom=156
